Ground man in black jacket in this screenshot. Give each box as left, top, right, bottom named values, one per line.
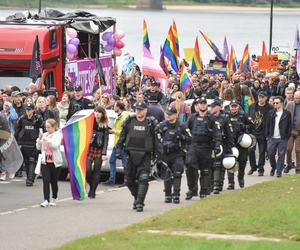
left=248, top=91, right=273, bottom=176
left=67, top=85, right=94, bottom=120
left=266, top=96, right=292, bottom=177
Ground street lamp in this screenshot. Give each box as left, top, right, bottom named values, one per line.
left=269, top=0, right=274, bottom=54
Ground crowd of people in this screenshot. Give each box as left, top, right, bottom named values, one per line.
left=0, top=55, right=299, bottom=212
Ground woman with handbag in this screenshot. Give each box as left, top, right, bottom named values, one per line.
left=86, top=106, right=109, bottom=198
left=36, top=119, right=63, bottom=207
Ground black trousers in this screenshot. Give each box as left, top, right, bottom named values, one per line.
left=41, top=163, right=60, bottom=202
left=125, top=152, right=151, bottom=207
left=21, top=146, right=38, bottom=185
left=249, top=136, right=267, bottom=173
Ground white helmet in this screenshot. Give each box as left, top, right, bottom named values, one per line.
left=222, top=154, right=236, bottom=170
left=232, top=147, right=239, bottom=158
left=238, top=133, right=252, bottom=148
left=211, top=145, right=223, bottom=159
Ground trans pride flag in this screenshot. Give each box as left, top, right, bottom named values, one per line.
left=180, top=62, right=192, bottom=92
left=62, top=111, right=94, bottom=200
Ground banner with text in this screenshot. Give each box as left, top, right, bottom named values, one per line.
left=65, top=56, right=113, bottom=96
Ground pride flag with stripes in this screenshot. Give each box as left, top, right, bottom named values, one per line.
left=172, top=20, right=180, bottom=57
left=191, top=37, right=203, bottom=73
left=162, top=26, right=179, bottom=73
left=62, top=111, right=94, bottom=200
left=143, top=19, right=150, bottom=51
left=239, top=44, right=250, bottom=73
left=200, top=31, right=224, bottom=61
left=180, top=62, right=192, bottom=92
left=226, top=45, right=238, bottom=78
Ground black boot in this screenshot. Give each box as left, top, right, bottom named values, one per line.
left=164, top=179, right=172, bottom=203
left=172, top=176, right=181, bottom=203
left=88, top=170, right=101, bottom=198
left=26, top=160, right=36, bottom=186
left=213, top=168, right=221, bottom=194
left=227, top=172, right=235, bottom=190
left=185, top=167, right=198, bottom=199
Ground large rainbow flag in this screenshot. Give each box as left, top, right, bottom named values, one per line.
left=62, top=111, right=94, bottom=200
left=172, top=20, right=180, bottom=57
left=162, top=26, right=179, bottom=73
left=239, top=44, right=250, bottom=73
left=200, top=31, right=224, bottom=61
left=226, top=45, right=238, bottom=78
left=180, top=62, right=192, bottom=92
left=143, top=19, right=150, bottom=51
left=191, top=37, right=203, bottom=73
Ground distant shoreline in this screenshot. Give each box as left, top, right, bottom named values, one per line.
left=0, top=4, right=300, bottom=12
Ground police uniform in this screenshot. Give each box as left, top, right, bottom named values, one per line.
left=15, top=103, right=43, bottom=186
left=116, top=102, right=160, bottom=212
left=156, top=107, right=191, bottom=204
left=185, top=97, right=222, bottom=199
left=66, top=85, right=94, bottom=120
left=210, top=99, right=235, bottom=193
left=227, top=100, right=253, bottom=189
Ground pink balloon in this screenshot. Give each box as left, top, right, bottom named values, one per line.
left=115, top=40, right=125, bottom=49
left=114, top=48, right=122, bottom=56
left=114, top=30, right=125, bottom=40
left=66, top=28, right=78, bottom=39
left=67, top=52, right=75, bottom=60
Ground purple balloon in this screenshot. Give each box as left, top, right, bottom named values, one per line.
left=101, top=32, right=113, bottom=41
left=104, top=44, right=113, bottom=52
left=67, top=44, right=77, bottom=54
left=107, top=36, right=115, bottom=46
left=69, top=38, right=80, bottom=46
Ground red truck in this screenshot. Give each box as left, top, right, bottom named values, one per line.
left=0, top=10, right=116, bottom=99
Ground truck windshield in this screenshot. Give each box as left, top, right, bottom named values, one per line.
left=0, top=76, right=40, bottom=91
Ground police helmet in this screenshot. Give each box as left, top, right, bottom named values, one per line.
left=211, top=145, right=223, bottom=159
left=238, top=133, right=252, bottom=148
left=231, top=147, right=239, bottom=158
left=222, top=154, right=237, bottom=170
left=151, top=159, right=172, bottom=181
left=228, top=161, right=239, bottom=173
left=249, top=134, right=257, bottom=149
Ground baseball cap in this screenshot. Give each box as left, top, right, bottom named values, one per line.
left=211, top=98, right=222, bottom=107
left=196, top=96, right=207, bottom=104
left=11, top=91, right=21, bottom=97
left=74, top=85, right=82, bottom=91
left=135, top=102, right=148, bottom=110
left=24, top=103, right=35, bottom=110
left=165, top=107, right=177, bottom=115
left=258, top=91, right=268, bottom=97
left=230, top=100, right=239, bottom=106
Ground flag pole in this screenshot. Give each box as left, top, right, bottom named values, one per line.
left=38, top=0, right=42, bottom=13
left=269, top=0, right=274, bottom=55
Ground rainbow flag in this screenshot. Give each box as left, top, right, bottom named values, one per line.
left=143, top=19, right=150, bottom=51
left=191, top=37, right=203, bottom=73
left=172, top=20, right=180, bottom=57
left=200, top=31, right=224, bottom=61
left=262, top=41, right=268, bottom=56
left=239, top=44, right=250, bottom=73
left=162, top=26, right=179, bottom=72
left=62, top=111, right=94, bottom=200
left=180, top=62, right=192, bottom=92
left=231, top=46, right=239, bottom=72
left=159, top=46, right=169, bottom=76
left=226, top=45, right=238, bottom=78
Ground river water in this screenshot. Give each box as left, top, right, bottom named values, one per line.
left=0, top=7, right=300, bottom=66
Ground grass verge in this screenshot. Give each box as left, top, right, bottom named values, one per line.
left=56, top=175, right=300, bottom=249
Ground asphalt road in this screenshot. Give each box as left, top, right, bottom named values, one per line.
left=0, top=165, right=292, bottom=250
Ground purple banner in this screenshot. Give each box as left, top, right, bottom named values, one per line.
left=65, top=56, right=114, bottom=95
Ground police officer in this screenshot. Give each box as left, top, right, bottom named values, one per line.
left=227, top=100, right=253, bottom=189
left=15, top=103, right=43, bottom=186
left=67, top=85, right=94, bottom=120
left=210, top=98, right=235, bottom=194
left=156, top=107, right=191, bottom=204
left=116, top=102, right=160, bottom=212
left=185, top=97, right=222, bottom=199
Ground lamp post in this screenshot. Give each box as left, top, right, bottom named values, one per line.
left=269, top=0, right=274, bottom=54
left=38, top=0, right=42, bottom=13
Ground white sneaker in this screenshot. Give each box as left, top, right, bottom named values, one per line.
left=49, top=198, right=57, bottom=206
left=8, top=173, right=15, bottom=179
left=40, top=200, right=49, bottom=207
left=0, top=171, right=7, bottom=181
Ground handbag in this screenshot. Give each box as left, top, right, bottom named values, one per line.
left=34, top=154, right=43, bottom=176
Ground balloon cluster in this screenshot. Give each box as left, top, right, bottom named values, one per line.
left=66, top=28, right=80, bottom=60
left=101, top=30, right=125, bottom=57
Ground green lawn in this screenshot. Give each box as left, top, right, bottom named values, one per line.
left=56, top=175, right=300, bottom=250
